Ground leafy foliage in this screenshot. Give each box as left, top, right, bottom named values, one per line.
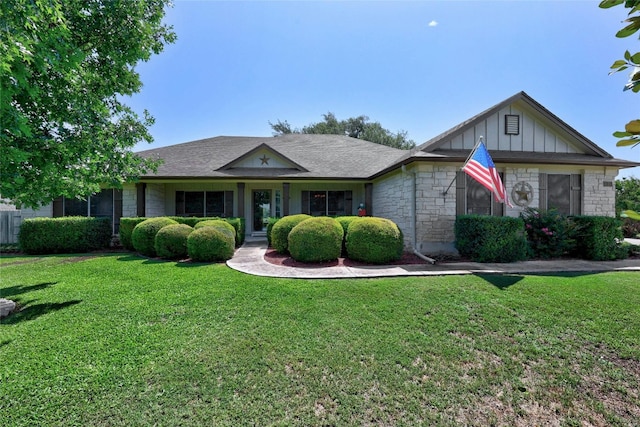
left=520, top=208, right=578, bottom=259
left=187, top=227, right=235, bottom=262
left=119, top=217, right=149, bottom=250
left=154, top=224, right=193, bottom=260
left=454, top=216, right=527, bottom=263
left=600, top=0, right=640, bottom=148
left=345, top=217, right=404, bottom=264
left=270, top=214, right=311, bottom=254
left=288, top=217, right=343, bottom=263
left=18, top=217, right=111, bottom=254
left=571, top=216, right=627, bottom=260
left=269, top=113, right=416, bottom=149
left=616, top=176, right=640, bottom=214
left=0, top=0, right=175, bottom=208
left=131, top=217, right=178, bottom=257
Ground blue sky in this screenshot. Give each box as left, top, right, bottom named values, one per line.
left=128, top=0, right=640, bottom=178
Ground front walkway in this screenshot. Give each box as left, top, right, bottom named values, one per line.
left=226, top=238, right=640, bottom=279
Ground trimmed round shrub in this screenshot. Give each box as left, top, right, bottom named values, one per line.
left=194, top=219, right=236, bottom=244
left=345, top=217, right=403, bottom=264
left=266, top=217, right=280, bottom=246
left=132, top=217, right=178, bottom=257
left=288, top=217, right=343, bottom=263
left=187, top=227, right=235, bottom=262
left=154, top=224, right=193, bottom=260
left=270, top=214, right=311, bottom=254
left=334, top=216, right=360, bottom=255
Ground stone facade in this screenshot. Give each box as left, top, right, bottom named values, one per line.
left=145, top=183, right=166, bottom=218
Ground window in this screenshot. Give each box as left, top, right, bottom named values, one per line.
left=53, top=189, right=123, bottom=234
left=302, top=190, right=352, bottom=216
left=456, top=171, right=504, bottom=216
left=540, top=173, right=581, bottom=215
left=175, top=191, right=232, bottom=217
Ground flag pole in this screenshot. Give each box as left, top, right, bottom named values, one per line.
left=442, top=136, right=484, bottom=196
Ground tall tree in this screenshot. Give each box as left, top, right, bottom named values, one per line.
left=0, top=0, right=176, bottom=209
left=269, top=113, right=416, bottom=150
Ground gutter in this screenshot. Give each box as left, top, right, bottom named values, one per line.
left=405, top=166, right=436, bottom=265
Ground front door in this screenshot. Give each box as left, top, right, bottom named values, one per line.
left=252, top=190, right=271, bottom=232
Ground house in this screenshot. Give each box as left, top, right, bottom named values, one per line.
left=9, top=92, right=640, bottom=254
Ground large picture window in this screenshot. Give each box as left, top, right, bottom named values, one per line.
left=53, top=189, right=123, bottom=234
left=456, top=172, right=504, bottom=216
left=175, top=191, right=232, bottom=217
left=540, top=173, right=582, bottom=215
left=302, top=190, right=352, bottom=216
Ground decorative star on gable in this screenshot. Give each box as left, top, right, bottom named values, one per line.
left=259, top=154, right=270, bottom=165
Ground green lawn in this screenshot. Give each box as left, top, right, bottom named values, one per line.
left=1, top=253, right=639, bottom=426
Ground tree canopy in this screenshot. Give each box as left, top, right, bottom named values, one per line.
left=269, top=113, right=416, bottom=150
left=0, top=0, right=176, bottom=209
left=600, top=0, right=640, bottom=148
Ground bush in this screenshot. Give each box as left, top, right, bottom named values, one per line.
left=154, top=224, right=193, bottom=259
left=187, top=227, right=235, bottom=262
left=334, top=216, right=360, bottom=255
left=225, top=217, right=245, bottom=246
left=288, top=217, right=343, bottom=262
left=270, top=214, right=311, bottom=253
left=520, top=208, right=577, bottom=258
left=345, top=217, right=403, bottom=264
left=266, top=217, right=280, bottom=246
left=169, top=216, right=212, bottom=228
left=119, top=217, right=148, bottom=250
left=132, top=217, right=178, bottom=257
left=621, top=217, right=640, bottom=238
left=19, top=217, right=112, bottom=254
left=571, top=216, right=627, bottom=260
left=455, top=215, right=527, bottom=263
left=194, top=219, right=236, bottom=244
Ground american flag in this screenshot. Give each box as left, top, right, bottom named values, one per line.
left=462, top=141, right=512, bottom=207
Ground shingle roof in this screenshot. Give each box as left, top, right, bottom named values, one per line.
left=136, top=134, right=408, bottom=180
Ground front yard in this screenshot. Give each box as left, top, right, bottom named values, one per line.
left=1, top=253, right=639, bottom=426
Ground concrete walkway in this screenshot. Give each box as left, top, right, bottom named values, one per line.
left=227, top=238, right=640, bottom=279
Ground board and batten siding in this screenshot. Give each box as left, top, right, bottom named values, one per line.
left=440, top=105, right=582, bottom=154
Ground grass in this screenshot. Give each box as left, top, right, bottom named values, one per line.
left=1, top=253, right=639, bottom=426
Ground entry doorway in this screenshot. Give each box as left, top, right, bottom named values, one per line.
left=252, top=190, right=271, bottom=232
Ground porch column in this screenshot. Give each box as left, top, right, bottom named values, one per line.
left=237, top=182, right=245, bottom=218
left=282, top=182, right=290, bottom=216
left=136, top=183, right=146, bottom=217
left=365, top=183, right=373, bottom=216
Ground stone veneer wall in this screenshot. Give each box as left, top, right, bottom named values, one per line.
left=145, top=183, right=166, bottom=218
left=122, top=184, right=137, bottom=218
left=374, top=165, right=618, bottom=255
left=582, top=169, right=617, bottom=216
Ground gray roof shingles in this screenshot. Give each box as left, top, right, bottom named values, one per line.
left=136, top=134, right=409, bottom=180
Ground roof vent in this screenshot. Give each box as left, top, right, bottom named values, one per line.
left=505, top=114, right=520, bottom=135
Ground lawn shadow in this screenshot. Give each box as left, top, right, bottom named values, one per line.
left=1, top=282, right=57, bottom=299
left=0, top=340, right=12, bottom=348
left=2, top=300, right=82, bottom=324
left=476, top=274, right=524, bottom=290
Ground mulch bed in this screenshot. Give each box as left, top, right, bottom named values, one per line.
left=263, top=248, right=434, bottom=268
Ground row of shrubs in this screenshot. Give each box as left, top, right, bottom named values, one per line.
left=120, top=216, right=245, bottom=251
left=267, top=214, right=404, bottom=264
left=455, top=208, right=635, bottom=262
left=130, top=217, right=236, bottom=262
left=19, top=217, right=112, bottom=254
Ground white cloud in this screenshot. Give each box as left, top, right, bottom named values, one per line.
left=428, top=20, right=438, bottom=27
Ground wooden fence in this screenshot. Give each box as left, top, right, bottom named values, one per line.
left=0, top=211, right=21, bottom=244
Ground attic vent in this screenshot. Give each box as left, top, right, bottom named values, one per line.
left=505, top=114, right=520, bottom=135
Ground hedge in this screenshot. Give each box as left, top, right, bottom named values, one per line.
left=288, top=217, right=343, bottom=263
left=270, top=214, right=311, bottom=254
left=571, top=216, right=627, bottom=260
left=187, top=227, right=235, bottom=262
left=345, top=217, right=403, bottom=264
left=132, top=217, right=178, bottom=257
left=120, top=216, right=245, bottom=249
left=455, top=215, right=527, bottom=263
left=154, top=224, right=193, bottom=259
left=19, top=217, right=112, bottom=255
